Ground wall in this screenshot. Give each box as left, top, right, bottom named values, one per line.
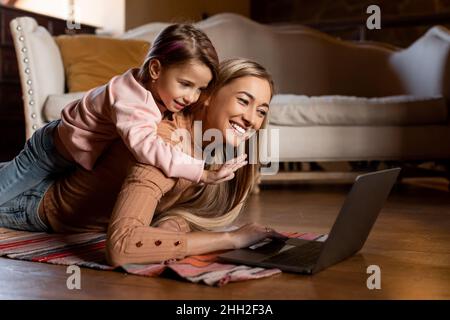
left=125, top=0, right=250, bottom=30
left=9, top=0, right=250, bottom=35
left=13, top=0, right=126, bottom=35
left=251, top=0, right=450, bottom=47
left=252, top=0, right=450, bottom=23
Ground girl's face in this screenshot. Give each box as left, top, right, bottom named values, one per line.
left=204, top=76, right=271, bottom=147
left=149, top=59, right=212, bottom=113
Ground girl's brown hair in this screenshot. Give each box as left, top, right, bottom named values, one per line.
left=137, top=24, right=219, bottom=91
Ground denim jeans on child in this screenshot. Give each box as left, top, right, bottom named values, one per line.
left=0, top=119, right=75, bottom=206
left=0, top=177, right=53, bottom=232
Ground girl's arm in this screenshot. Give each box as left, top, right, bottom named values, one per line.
left=111, top=99, right=205, bottom=183
left=110, top=97, right=246, bottom=185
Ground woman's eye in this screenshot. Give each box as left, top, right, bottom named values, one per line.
left=180, top=82, right=190, bottom=87
left=258, top=109, right=267, bottom=117
left=238, top=97, right=249, bottom=105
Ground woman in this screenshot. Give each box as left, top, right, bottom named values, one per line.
left=0, top=58, right=286, bottom=267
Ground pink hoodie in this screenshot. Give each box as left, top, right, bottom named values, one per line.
left=57, top=68, right=204, bottom=182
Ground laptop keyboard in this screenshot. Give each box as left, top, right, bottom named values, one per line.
left=263, top=241, right=323, bottom=267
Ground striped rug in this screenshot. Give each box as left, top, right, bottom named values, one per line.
left=0, top=227, right=324, bottom=286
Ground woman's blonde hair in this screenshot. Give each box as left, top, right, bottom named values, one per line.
left=153, top=58, right=274, bottom=231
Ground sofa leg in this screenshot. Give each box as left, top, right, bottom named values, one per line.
left=444, top=160, right=450, bottom=191
left=252, top=174, right=261, bottom=195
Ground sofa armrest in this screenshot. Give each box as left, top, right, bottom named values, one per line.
left=391, top=25, right=450, bottom=98
left=10, top=17, right=65, bottom=140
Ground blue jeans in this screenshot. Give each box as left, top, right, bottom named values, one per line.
left=0, top=177, right=53, bottom=232
left=0, top=120, right=75, bottom=206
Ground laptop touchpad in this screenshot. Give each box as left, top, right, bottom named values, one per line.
left=249, top=238, right=306, bottom=255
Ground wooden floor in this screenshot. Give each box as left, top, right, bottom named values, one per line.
left=0, top=180, right=449, bottom=299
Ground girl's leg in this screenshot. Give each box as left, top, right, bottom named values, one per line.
left=0, top=120, right=75, bottom=206
left=0, top=178, right=53, bottom=232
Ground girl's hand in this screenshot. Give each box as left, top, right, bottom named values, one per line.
left=229, top=223, right=288, bottom=249
left=199, top=154, right=248, bottom=184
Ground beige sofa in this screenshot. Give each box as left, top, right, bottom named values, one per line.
left=9, top=13, right=450, bottom=178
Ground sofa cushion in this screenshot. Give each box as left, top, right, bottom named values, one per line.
left=55, top=35, right=150, bottom=93
left=269, top=95, right=448, bottom=126
left=43, top=92, right=85, bottom=121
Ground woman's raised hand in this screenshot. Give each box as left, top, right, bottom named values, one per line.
left=199, top=154, right=248, bottom=184
left=229, top=223, right=288, bottom=249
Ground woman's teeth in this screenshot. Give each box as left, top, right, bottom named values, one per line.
left=230, top=122, right=246, bottom=135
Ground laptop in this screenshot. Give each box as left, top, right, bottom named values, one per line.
left=218, top=167, right=401, bottom=274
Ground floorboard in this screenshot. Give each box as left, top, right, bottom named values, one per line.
left=0, top=181, right=448, bottom=299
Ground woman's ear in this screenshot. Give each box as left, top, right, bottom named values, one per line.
left=149, top=59, right=162, bottom=81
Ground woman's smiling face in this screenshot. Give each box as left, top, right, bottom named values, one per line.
left=204, top=76, right=271, bottom=147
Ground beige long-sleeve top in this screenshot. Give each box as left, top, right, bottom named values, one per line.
left=39, top=112, right=204, bottom=267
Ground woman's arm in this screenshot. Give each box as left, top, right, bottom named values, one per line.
left=157, top=217, right=287, bottom=256
left=106, top=161, right=236, bottom=267
left=105, top=163, right=286, bottom=267
left=111, top=96, right=205, bottom=183
left=105, top=163, right=186, bottom=267
left=184, top=223, right=287, bottom=256
left=155, top=216, right=192, bottom=233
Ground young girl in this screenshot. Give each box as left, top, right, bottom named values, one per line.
left=0, top=24, right=247, bottom=205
